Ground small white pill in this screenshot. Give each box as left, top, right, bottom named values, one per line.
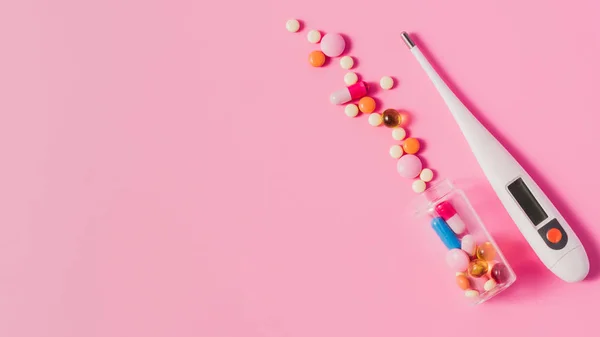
left=380, top=76, right=394, bottom=90
left=412, top=179, right=426, bottom=193
left=286, top=19, right=300, bottom=33
left=392, top=127, right=406, bottom=141
left=465, top=289, right=480, bottom=298
left=345, top=104, right=359, bottom=117
left=368, top=113, right=382, bottom=126
left=419, top=168, right=434, bottom=182
left=389, top=145, right=403, bottom=159
left=307, top=30, right=321, bottom=43
left=344, top=72, right=358, bottom=85
left=340, top=56, right=354, bottom=70
left=484, top=279, right=497, bottom=291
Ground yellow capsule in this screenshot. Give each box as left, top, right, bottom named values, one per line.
left=476, top=242, right=497, bottom=261
left=468, top=259, right=489, bottom=278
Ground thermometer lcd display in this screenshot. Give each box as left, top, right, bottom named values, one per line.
left=508, top=178, right=548, bottom=226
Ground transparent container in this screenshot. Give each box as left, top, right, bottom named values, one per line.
left=413, top=179, right=517, bottom=305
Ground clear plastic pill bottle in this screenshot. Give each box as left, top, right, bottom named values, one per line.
left=413, top=179, right=517, bottom=305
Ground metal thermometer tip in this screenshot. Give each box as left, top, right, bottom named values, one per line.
left=401, top=32, right=415, bottom=49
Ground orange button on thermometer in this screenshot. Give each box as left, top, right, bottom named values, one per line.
left=546, top=228, right=563, bottom=244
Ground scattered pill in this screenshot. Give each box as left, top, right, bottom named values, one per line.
left=402, top=137, right=420, bottom=154
left=431, top=217, right=461, bottom=250
left=340, top=56, right=354, bottom=69
left=389, top=145, right=403, bottom=159
left=465, top=289, right=480, bottom=298
left=330, top=81, right=367, bottom=105
left=368, top=113, right=383, bottom=126
left=344, top=104, right=359, bottom=117
left=307, top=30, right=321, bottom=43
left=380, top=76, right=394, bottom=90
left=419, top=168, right=433, bottom=182
left=446, top=249, right=470, bottom=272
left=308, top=50, right=326, bottom=67
left=358, top=96, right=376, bottom=113
left=344, top=72, right=358, bottom=85
left=412, top=179, right=426, bottom=193
left=396, top=154, right=422, bottom=178
left=456, top=274, right=471, bottom=290
left=286, top=19, right=300, bottom=33
left=468, top=259, right=489, bottom=278
left=435, top=201, right=466, bottom=235
left=392, top=127, right=406, bottom=141
left=382, top=109, right=401, bottom=128
left=484, top=279, right=497, bottom=291
left=461, top=234, right=476, bottom=257
left=320, top=33, right=345, bottom=57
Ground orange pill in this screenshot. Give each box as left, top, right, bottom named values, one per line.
left=402, top=137, right=420, bottom=154
left=309, top=50, right=326, bottom=67
left=358, top=96, right=376, bottom=113
left=456, top=274, right=471, bottom=290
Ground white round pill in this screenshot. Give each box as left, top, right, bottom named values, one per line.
left=340, top=56, right=354, bottom=70
left=484, top=279, right=497, bottom=291
left=465, top=289, right=479, bottom=298
left=368, top=113, right=383, bottom=126
left=286, top=19, right=300, bottom=33
left=345, top=104, right=359, bottom=117
left=412, top=179, right=426, bottom=193
left=380, top=76, right=394, bottom=90
left=344, top=72, right=358, bottom=85
left=419, top=168, right=434, bottom=182
left=307, top=30, right=321, bottom=43
left=389, top=145, right=403, bottom=159
left=392, top=127, right=406, bottom=141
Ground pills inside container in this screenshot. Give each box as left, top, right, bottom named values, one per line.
left=413, top=179, right=516, bottom=305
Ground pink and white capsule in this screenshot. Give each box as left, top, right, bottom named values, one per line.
left=330, top=81, right=368, bottom=105
left=435, top=201, right=466, bottom=235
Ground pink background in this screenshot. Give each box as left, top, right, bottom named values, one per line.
left=2, top=0, right=600, bottom=336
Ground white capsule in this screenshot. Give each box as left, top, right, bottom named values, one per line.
left=344, top=72, right=358, bottom=85
left=484, top=279, right=497, bottom=291
left=380, top=76, right=394, bottom=90
left=389, top=145, right=403, bottom=159
left=368, top=113, right=382, bottom=126
left=340, top=56, right=354, bottom=70
left=412, top=179, right=426, bottom=193
left=286, top=19, right=300, bottom=33
left=344, top=104, right=359, bottom=117
left=461, top=234, right=476, bottom=257
left=392, top=127, right=406, bottom=141
left=307, top=30, right=321, bottom=43
left=419, top=168, right=434, bottom=182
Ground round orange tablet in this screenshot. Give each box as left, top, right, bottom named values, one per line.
left=358, top=96, right=376, bottom=113
left=309, top=50, right=326, bottom=67
left=402, top=137, right=420, bottom=154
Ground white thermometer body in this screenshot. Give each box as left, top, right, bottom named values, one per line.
left=402, top=32, right=589, bottom=282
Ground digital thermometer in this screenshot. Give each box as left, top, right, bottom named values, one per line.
left=401, top=32, right=590, bottom=282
